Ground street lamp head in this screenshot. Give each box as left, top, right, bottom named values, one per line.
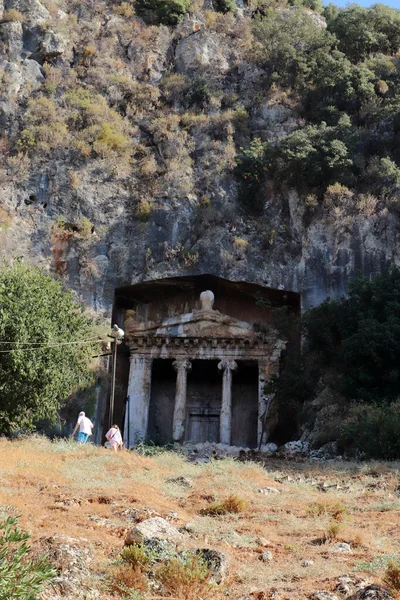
left=109, top=324, right=125, bottom=339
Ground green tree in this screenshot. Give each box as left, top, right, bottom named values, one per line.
left=134, top=0, right=190, bottom=25
left=0, top=516, right=56, bottom=599
left=326, top=4, right=400, bottom=63
left=0, top=263, right=96, bottom=434
left=305, top=268, right=400, bottom=402
left=252, top=8, right=333, bottom=88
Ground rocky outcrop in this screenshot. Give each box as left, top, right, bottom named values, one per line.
left=0, top=0, right=399, bottom=321
left=125, top=516, right=183, bottom=545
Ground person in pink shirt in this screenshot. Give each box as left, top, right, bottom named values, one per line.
left=105, top=424, right=123, bottom=451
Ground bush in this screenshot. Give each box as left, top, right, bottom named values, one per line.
left=113, top=1, right=135, bottom=17
left=134, top=0, right=190, bottom=25
left=213, top=0, right=237, bottom=14
left=384, top=561, right=400, bottom=592
left=0, top=516, right=56, bottom=599
left=304, top=268, right=400, bottom=402
left=200, top=494, right=247, bottom=516
left=341, top=402, right=400, bottom=460
left=0, top=9, right=24, bottom=22
left=157, top=554, right=213, bottom=600
left=121, top=544, right=151, bottom=572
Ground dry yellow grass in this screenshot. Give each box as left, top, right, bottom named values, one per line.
left=1, top=436, right=400, bottom=599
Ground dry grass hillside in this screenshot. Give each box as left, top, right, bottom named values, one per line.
left=1, top=436, right=400, bottom=599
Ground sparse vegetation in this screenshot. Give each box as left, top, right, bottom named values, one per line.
left=383, top=561, right=400, bottom=592
left=0, top=516, right=56, bottom=599
left=0, top=437, right=399, bottom=599
left=200, top=494, right=247, bottom=516
left=157, top=554, right=214, bottom=600
left=0, top=8, right=24, bottom=23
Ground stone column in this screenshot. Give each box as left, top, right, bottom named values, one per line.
left=124, top=355, right=152, bottom=448
left=218, top=360, right=237, bottom=445
left=258, top=362, right=270, bottom=447
left=172, top=359, right=192, bottom=443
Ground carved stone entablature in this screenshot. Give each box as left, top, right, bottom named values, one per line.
left=131, top=336, right=276, bottom=349
left=124, top=290, right=280, bottom=344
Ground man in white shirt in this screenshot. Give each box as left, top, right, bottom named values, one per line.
left=71, top=411, right=94, bottom=444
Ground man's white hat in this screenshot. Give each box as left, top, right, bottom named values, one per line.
left=79, top=411, right=85, bottom=416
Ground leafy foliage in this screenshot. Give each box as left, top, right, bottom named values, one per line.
left=0, top=263, right=96, bottom=434
left=238, top=4, right=400, bottom=205
left=0, top=516, right=56, bottom=599
left=341, top=403, right=400, bottom=460
left=305, top=267, right=400, bottom=402
left=325, top=4, right=400, bottom=63
left=134, top=0, right=190, bottom=25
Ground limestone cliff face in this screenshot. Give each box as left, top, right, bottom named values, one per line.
left=0, top=0, right=398, bottom=314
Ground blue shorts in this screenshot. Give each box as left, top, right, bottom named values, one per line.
left=77, top=432, right=89, bottom=444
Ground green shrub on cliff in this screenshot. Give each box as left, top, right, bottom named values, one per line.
left=135, top=0, right=190, bottom=25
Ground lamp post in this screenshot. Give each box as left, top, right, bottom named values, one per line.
left=108, top=324, right=124, bottom=429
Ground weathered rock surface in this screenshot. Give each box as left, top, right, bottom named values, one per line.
left=280, top=440, right=310, bottom=455
left=349, top=586, right=395, bottom=600
left=38, top=535, right=100, bottom=599
left=0, top=0, right=399, bottom=344
left=125, top=516, right=183, bottom=545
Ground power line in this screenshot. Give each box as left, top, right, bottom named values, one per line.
left=0, top=339, right=105, bottom=354
left=0, top=336, right=102, bottom=345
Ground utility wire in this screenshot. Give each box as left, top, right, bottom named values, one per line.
left=0, top=336, right=103, bottom=345
left=0, top=339, right=105, bottom=354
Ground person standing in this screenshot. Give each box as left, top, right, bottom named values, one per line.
left=71, top=411, right=94, bottom=444
left=105, top=424, right=123, bottom=451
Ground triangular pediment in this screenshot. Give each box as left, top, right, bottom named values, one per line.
left=125, top=308, right=258, bottom=339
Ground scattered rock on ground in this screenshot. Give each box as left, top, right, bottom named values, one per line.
left=311, top=593, right=339, bottom=600
left=260, top=550, right=273, bottom=562
left=302, top=559, right=314, bottom=567
left=280, top=440, right=311, bottom=455
left=125, top=516, right=183, bottom=545
left=330, top=542, right=352, bottom=553
left=166, top=476, right=192, bottom=487
left=349, top=586, right=395, bottom=600
left=38, top=535, right=97, bottom=599
left=259, top=443, right=278, bottom=454
left=259, top=487, right=281, bottom=494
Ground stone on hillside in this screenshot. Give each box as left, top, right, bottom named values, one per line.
left=166, top=476, right=192, bottom=487
left=38, top=535, right=96, bottom=599
left=311, top=593, right=339, bottom=600
left=175, top=29, right=237, bottom=75
left=349, top=586, right=395, bottom=600
left=301, top=559, right=314, bottom=567
left=125, top=516, right=183, bottom=545
left=40, top=30, right=68, bottom=61
left=330, top=542, right=352, bottom=554
left=0, top=21, right=23, bottom=59
left=259, top=486, right=281, bottom=494
left=309, top=442, right=340, bottom=461
left=6, top=0, right=50, bottom=24
left=260, top=550, right=273, bottom=562
left=281, top=440, right=310, bottom=454
left=260, top=443, right=278, bottom=453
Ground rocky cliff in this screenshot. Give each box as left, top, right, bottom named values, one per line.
left=0, top=0, right=399, bottom=314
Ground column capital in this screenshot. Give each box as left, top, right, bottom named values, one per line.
left=218, top=360, right=238, bottom=373
left=173, top=358, right=192, bottom=372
